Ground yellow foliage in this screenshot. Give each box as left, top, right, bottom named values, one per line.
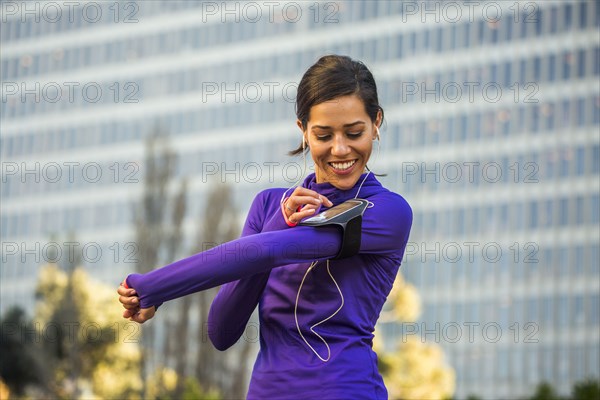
left=382, top=337, right=455, bottom=400
left=145, top=367, right=178, bottom=399
left=34, top=264, right=142, bottom=399
left=386, top=273, right=422, bottom=323
left=0, top=378, right=9, bottom=400
left=35, top=263, right=68, bottom=323
left=377, top=272, right=455, bottom=399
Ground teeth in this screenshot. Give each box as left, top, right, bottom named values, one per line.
left=330, top=160, right=356, bottom=171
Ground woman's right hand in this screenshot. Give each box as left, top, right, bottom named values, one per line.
left=117, top=279, right=156, bottom=324
left=282, top=187, right=333, bottom=225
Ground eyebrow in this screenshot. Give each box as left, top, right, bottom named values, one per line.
left=311, top=121, right=366, bottom=130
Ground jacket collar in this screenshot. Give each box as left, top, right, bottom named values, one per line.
left=301, top=171, right=384, bottom=205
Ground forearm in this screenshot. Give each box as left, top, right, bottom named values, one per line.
left=126, top=227, right=341, bottom=309
left=207, top=272, right=270, bottom=350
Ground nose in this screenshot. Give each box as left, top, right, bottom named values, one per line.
left=331, top=134, right=351, bottom=157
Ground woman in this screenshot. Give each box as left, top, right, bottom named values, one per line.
left=118, top=55, right=413, bottom=399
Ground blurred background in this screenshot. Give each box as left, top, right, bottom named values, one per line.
left=1, top=0, right=599, bottom=399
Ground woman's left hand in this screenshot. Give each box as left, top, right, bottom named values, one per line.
left=117, top=279, right=156, bottom=323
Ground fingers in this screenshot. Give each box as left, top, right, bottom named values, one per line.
left=319, top=195, right=334, bottom=207
left=123, top=308, right=138, bottom=319
left=118, top=280, right=154, bottom=323
left=117, top=282, right=139, bottom=310
left=284, top=187, right=333, bottom=225
left=290, top=205, right=318, bottom=222
left=117, top=285, right=136, bottom=297
left=128, top=307, right=156, bottom=324
left=119, top=295, right=139, bottom=310
left=286, top=195, right=323, bottom=210
left=287, top=188, right=333, bottom=212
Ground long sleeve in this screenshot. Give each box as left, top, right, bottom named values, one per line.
left=206, top=191, right=274, bottom=351
left=126, top=224, right=342, bottom=309
left=125, top=189, right=412, bottom=312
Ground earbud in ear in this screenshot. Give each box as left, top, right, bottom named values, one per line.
left=374, top=126, right=381, bottom=141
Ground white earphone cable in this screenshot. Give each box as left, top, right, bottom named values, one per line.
left=294, top=260, right=345, bottom=362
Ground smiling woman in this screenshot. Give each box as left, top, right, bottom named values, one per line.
left=117, top=54, right=413, bottom=399
left=302, top=94, right=380, bottom=190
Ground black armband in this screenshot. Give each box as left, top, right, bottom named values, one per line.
left=299, top=199, right=370, bottom=259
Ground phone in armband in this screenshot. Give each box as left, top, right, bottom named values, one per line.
left=299, top=199, right=370, bottom=260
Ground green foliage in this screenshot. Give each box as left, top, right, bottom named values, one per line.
left=571, top=379, right=600, bottom=400
left=0, top=307, right=45, bottom=395
left=528, top=382, right=562, bottom=400
left=520, top=380, right=600, bottom=400
left=182, top=376, right=221, bottom=400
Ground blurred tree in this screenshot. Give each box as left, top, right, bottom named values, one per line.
left=193, top=183, right=251, bottom=399
left=376, top=273, right=455, bottom=400
left=133, top=128, right=177, bottom=397
left=35, top=263, right=142, bottom=398
left=571, top=379, right=600, bottom=400
left=0, top=307, right=46, bottom=396
left=525, top=382, right=562, bottom=400
left=133, top=128, right=249, bottom=398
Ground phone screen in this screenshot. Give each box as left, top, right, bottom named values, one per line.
left=302, top=200, right=362, bottom=223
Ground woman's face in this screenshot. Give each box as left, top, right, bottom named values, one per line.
left=298, top=94, right=381, bottom=190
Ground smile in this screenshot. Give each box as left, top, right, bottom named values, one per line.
left=329, top=160, right=357, bottom=171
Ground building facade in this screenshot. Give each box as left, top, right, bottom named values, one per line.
left=1, top=1, right=598, bottom=398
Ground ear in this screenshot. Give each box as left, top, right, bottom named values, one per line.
left=373, top=111, right=382, bottom=140
left=375, top=110, right=382, bottom=129
left=296, top=119, right=308, bottom=146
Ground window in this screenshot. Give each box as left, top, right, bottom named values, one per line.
left=542, top=198, right=553, bottom=227
left=589, top=295, right=599, bottom=326
left=571, top=245, right=584, bottom=277
left=563, top=51, right=573, bottom=80
left=574, top=195, right=585, bottom=226
left=564, top=3, right=573, bottom=30
left=591, top=193, right=600, bottom=223
left=579, top=1, right=588, bottom=29
left=592, top=144, right=600, bottom=173
left=528, top=200, right=538, bottom=229
left=558, top=295, right=569, bottom=327
left=540, top=296, right=554, bottom=327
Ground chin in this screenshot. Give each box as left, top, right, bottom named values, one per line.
left=329, top=175, right=361, bottom=190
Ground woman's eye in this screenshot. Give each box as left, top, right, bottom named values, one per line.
left=316, top=135, right=331, bottom=141
left=348, top=131, right=363, bottom=138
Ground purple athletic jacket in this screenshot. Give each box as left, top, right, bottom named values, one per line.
left=126, top=172, right=412, bottom=399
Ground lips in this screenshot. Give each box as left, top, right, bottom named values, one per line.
left=328, top=159, right=357, bottom=172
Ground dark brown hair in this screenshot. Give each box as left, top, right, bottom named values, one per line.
left=290, top=54, right=384, bottom=156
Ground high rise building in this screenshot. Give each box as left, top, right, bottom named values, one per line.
left=2, top=1, right=598, bottom=398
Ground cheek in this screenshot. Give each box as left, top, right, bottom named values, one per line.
left=308, top=143, right=327, bottom=161
left=359, top=140, right=374, bottom=158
